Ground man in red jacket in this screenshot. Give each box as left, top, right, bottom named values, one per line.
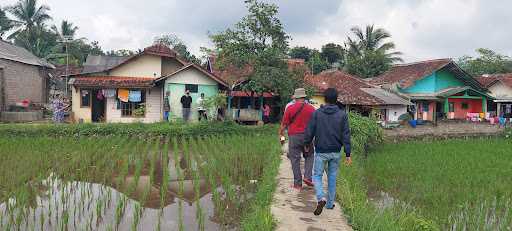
left=279, top=88, right=316, bottom=190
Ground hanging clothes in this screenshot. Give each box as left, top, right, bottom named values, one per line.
left=104, top=89, right=116, bottom=98
left=118, top=89, right=129, bottom=102
left=129, top=90, right=142, bottom=102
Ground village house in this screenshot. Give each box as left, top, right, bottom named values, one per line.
left=370, top=59, right=492, bottom=122
left=0, top=40, right=55, bottom=112
left=69, top=44, right=227, bottom=123
left=476, top=74, right=512, bottom=117
left=305, top=70, right=411, bottom=123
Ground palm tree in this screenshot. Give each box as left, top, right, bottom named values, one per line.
left=51, top=20, right=78, bottom=39
left=347, top=25, right=402, bottom=63
left=345, top=25, right=402, bottom=78
left=7, top=0, right=51, bottom=38
left=0, top=7, right=13, bottom=38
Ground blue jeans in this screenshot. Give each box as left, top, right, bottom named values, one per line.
left=313, top=152, right=341, bottom=208
left=163, top=111, right=170, bottom=121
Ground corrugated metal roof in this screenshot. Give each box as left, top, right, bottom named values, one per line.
left=81, top=55, right=130, bottom=74
left=360, top=88, right=412, bottom=105
left=0, top=40, right=54, bottom=68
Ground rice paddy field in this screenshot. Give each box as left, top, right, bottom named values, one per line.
left=364, top=138, right=512, bottom=230
left=0, top=131, right=280, bottom=230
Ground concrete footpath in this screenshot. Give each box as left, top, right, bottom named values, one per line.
left=271, top=146, right=353, bottom=231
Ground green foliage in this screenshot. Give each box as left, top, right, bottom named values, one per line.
left=0, top=7, right=13, bottom=37
left=307, top=49, right=329, bottom=74
left=289, top=46, right=313, bottom=61
left=321, top=43, right=344, bottom=65
left=457, top=48, right=512, bottom=76
left=210, top=0, right=305, bottom=108
left=105, top=49, right=135, bottom=56
left=154, top=34, right=202, bottom=65
left=0, top=121, right=275, bottom=138
left=345, top=25, right=402, bottom=78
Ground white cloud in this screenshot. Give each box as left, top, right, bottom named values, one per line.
left=2, top=0, right=511, bottom=62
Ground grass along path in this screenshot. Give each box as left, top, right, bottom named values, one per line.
left=271, top=143, right=352, bottom=231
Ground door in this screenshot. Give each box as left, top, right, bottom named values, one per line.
left=91, top=89, right=106, bottom=122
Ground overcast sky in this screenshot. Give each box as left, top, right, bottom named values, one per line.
left=3, top=0, right=511, bottom=62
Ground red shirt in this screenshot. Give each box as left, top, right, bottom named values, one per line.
left=281, top=102, right=315, bottom=135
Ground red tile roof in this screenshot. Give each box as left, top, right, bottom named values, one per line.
left=370, top=59, right=452, bottom=88
left=71, top=76, right=155, bottom=88
left=476, top=73, right=512, bottom=88
left=143, top=43, right=177, bottom=58
left=305, top=70, right=388, bottom=105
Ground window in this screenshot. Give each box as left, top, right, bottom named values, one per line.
left=120, top=90, right=146, bottom=117
left=448, top=102, right=455, bottom=112
left=185, top=84, right=198, bottom=93
left=461, top=102, right=469, bottom=109
left=80, top=89, right=90, bottom=107
left=422, top=102, right=430, bottom=112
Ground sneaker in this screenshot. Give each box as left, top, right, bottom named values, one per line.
left=326, top=204, right=335, bottom=209
left=303, top=178, right=314, bottom=187
left=314, top=200, right=326, bottom=216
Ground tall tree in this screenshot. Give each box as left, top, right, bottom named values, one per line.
left=457, top=48, right=512, bottom=76
left=106, top=49, right=135, bottom=56
left=154, top=34, right=201, bottom=65
left=308, top=49, right=329, bottom=74
left=7, top=0, right=51, bottom=38
left=289, top=46, right=313, bottom=61
left=210, top=0, right=305, bottom=109
left=0, top=7, right=13, bottom=38
left=345, top=25, right=402, bottom=78
left=321, top=43, right=344, bottom=66
left=51, top=20, right=78, bottom=39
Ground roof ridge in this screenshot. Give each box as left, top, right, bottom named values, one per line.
left=393, top=58, right=452, bottom=67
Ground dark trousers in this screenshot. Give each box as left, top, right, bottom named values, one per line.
left=288, top=133, right=314, bottom=186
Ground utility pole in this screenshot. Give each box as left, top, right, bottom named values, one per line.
left=58, top=35, right=74, bottom=98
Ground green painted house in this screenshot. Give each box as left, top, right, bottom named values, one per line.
left=155, top=63, right=228, bottom=121
left=371, top=59, right=492, bottom=122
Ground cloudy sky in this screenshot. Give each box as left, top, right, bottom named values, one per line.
left=3, top=0, right=511, bottom=62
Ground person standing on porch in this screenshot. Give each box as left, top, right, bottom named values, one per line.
left=197, top=93, right=208, bottom=121
left=163, top=91, right=171, bottom=121
left=279, top=88, right=316, bottom=191
left=304, top=88, right=351, bottom=216
left=180, top=90, right=192, bottom=122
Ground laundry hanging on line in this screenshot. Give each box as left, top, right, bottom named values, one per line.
left=129, top=90, right=142, bottom=102
left=103, top=89, right=116, bottom=98
left=117, top=89, right=129, bottom=102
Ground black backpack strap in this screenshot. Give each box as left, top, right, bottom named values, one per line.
left=286, top=103, right=305, bottom=129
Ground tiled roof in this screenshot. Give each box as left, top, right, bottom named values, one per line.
left=305, top=70, right=403, bottom=106
left=70, top=76, right=155, bottom=88
left=0, top=40, right=54, bottom=68
left=207, top=56, right=309, bottom=85
left=370, top=59, right=452, bottom=88
left=143, top=43, right=177, bottom=57
left=476, top=74, right=512, bottom=88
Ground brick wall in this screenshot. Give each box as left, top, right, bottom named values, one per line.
left=0, top=59, right=49, bottom=109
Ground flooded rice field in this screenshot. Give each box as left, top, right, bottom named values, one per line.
left=0, top=134, right=280, bottom=230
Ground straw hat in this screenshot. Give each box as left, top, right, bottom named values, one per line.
left=293, top=88, right=307, bottom=99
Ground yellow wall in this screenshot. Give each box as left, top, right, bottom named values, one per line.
left=110, top=55, right=162, bottom=78
left=71, top=87, right=92, bottom=123
left=489, top=82, right=512, bottom=99
left=162, top=58, right=184, bottom=76
left=310, top=95, right=325, bottom=109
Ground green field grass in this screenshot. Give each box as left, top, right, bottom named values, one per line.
left=365, top=138, right=512, bottom=230
left=0, top=124, right=280, bottom=231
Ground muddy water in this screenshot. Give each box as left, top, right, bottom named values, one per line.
left=0, top=154, right=243, bottom=231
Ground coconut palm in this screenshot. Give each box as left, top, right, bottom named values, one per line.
left=0, top=7, right=13, bottom=38
left=345, top=25, right=402, bottom=78
left=51, top=20, right=78, bottom=39
left=7, top=0, right=51, bottom=38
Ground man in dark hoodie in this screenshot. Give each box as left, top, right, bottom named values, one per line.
left=305, top=88, right=351, bottom=216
